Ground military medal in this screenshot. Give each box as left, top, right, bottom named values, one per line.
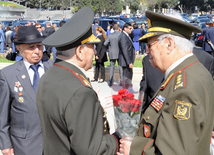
left=15, top=81, right=21, bottom=87
left=14, top=86, right=18, bottom=92
left=19, top=86, right=23, bottom=92
left=19, top=97, right=24, bottom=103
left=150, top=95, right=165, bottom=111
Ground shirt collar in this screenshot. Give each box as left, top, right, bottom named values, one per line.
left=165, top=53, right=193, bottom=79
left=23, top=59, right=43, bottom=70
left=57, top=57, right=88, bottom=78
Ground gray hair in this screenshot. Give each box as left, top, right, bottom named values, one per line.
left=56, top=44, right=87, bottom=58
left=157, top=34, right=194, bottom=54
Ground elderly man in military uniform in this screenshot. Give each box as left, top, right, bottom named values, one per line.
left=36, top=7, right=119, bottom=155
left=118, top=11, right=214, bottom=155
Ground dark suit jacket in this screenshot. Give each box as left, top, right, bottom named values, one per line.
left=104, top=30, right=121, bottom=60
left=42, top=27, right=55, bottom=56
left=42, top=27, right=55, bottom=37
left=140, top=47, right=214, bottom=108
left=0, top=59, right=53, bottom=155
left=118, top=31, right=135, bottom=67
left=203, top=27, right=214, bottom=52
left=36, top=59, right=118, bottom=155
left=95, top=35, right=107, bottom=63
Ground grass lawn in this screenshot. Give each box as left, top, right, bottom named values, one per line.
left=0, top=1, right=25, bottom=9
left=94, top=54, right=144, bottom=67
left=0, top=53, right=145, bottom=67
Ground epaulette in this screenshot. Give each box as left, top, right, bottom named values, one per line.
left=54, top=63, right=91, bottom=87
left=160, top=73, right=174, bottom=90
left=173, top=70, right=186, bottom=91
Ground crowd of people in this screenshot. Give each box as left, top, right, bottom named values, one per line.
left=0, top=7, right=214, bottom=155
left=91, top=19, right=148, bottom=87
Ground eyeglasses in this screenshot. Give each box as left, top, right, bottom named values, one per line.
left=36, top=27, right=41, bottom=29
left=146, top=39, right=158, bottom=49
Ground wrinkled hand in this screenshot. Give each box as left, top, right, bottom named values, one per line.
left=129, top=63, right=133, bottom=69
left=117, top=139, right=132, bottom=155
left=1, top=148, right=14, bottom=155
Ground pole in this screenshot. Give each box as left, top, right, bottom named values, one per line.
left=40, top=0, right=41, bottom=10
left=62, top=0, right=64, bottom=16
left=70, top=0, right=71, bottom=10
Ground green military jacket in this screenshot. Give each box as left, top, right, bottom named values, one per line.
left=36, top=59, right=118, bottom=155
left=130, top=55, right=214, bottom=155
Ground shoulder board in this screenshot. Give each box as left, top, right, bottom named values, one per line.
left=54, top=63, right=91, bottom=87
left=173, top=70, right=186, bottom=91
left=160, top=73, right=174, bottom=90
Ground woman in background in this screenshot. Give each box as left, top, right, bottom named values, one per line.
left=132, top=24, right=142, bottom=55
left=91, top=26, right=107, bottom=83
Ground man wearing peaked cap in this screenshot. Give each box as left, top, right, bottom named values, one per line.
left=0, top=25, right=53, bottom=155
left=118, top=11, right=214, bottom=155
left=36, top=7, right=119, bottom=155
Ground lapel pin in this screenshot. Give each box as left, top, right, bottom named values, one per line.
left=21, top=75, right=26, bottom=79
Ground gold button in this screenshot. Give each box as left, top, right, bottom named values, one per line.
left=146, top=116, right=150, bottom=120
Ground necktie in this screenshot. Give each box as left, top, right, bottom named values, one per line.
left=30, top=65, right=40, bottom=92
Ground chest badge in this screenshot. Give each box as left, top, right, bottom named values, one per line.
left=173, top=100, right=192, bottom=120
left=150, top=95, right=165, bottom=112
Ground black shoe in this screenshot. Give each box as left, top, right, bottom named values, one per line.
left=91, top=79, right=98, bottom=82
left=108, top=83, right=113, bottom=87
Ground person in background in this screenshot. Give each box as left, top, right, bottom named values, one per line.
left=106, top=25, right=112, bottom=35
left=42, top=22, right=55, bottom=58
left=91, top=26, right=108, bottom=83
left=5, top=27, right=12, bottom=52
left=104, top=24, right=123, bottom=87
left=36, top=7, right=119, bottom=155
left=118, top=23, right=135, bottom=88
left=92, top=19, right=100, bottom=36
left=0, top=25, right=53, bottom=155
left=0, top=24, right=5, bottom=53
left=132, top=24, right=142, bottom=55
left=204, top=22, right=214, bottom=57
left=26, top=21, right=32, bottom=26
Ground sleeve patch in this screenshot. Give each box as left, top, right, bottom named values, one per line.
left=173, top=100, right=192, bottom=120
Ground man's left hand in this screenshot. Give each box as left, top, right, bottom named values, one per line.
left=117, top=139, right=132, bottom=155
left=129, top=63, right=133, bottom=68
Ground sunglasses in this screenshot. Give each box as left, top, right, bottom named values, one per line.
left=36, top=27, right=41, bottom=29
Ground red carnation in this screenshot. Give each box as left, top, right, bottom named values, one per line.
left=118, top=89, right=129, bottom=95
left=122, top=93, right=134, bottom=100
left=120, top=100, right=131, bottom=113
left=131, top=99, right=141, bottom=112
left=112, top=95, right=122, bottom=107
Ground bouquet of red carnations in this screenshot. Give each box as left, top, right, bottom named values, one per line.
left=112, top=89, right=142, bottom=140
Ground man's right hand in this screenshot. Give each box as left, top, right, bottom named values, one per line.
left=1, top=148, right=14, bottom=155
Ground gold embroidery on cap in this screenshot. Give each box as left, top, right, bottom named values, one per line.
left=147, top=18, right=152, bottom=28
left=139, top=32, right=157, bottom=40
left=148, top=27, right=171, bottom=33
left=81, top=34, right=100, bottom=44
